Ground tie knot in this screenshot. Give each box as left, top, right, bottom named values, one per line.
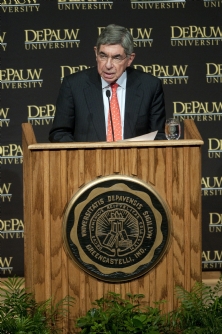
left=111, top=82, right=118, bottom=92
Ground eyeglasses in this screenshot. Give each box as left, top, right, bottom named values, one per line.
left=97, top=53, right=128, bottom=64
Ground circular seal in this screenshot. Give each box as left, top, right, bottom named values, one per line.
left=63, top=175, right=171, bottom=282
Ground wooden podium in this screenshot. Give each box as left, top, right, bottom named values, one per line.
left=22, top=119, right=203, bottom=330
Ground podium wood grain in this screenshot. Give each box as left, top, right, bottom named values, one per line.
left=22, top=120, right=203, bottom=331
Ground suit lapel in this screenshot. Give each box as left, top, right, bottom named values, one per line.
left=124, top=68, right=143, bottom=139
left=83, top=68, right=106, bottom=141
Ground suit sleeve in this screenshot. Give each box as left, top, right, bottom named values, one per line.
left=49, top=77, right=75, bottom=142
left=149, top=79, right=166, bottom=140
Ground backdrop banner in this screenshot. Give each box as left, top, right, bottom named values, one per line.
left=1, top=0, right=222, bottom=277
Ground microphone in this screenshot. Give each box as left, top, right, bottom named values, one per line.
left=106, top=89, right=115, bottom=141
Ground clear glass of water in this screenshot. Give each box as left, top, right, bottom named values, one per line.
left=165, top=118, right=181, bottom=140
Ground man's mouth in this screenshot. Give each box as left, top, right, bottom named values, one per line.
left=104, top=72, right=115, bottom=76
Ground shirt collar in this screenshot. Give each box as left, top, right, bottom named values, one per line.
left=101, top=70, right=127, bottom=89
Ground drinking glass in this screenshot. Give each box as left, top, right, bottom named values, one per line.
left=165, top=118, right=181, bottom=140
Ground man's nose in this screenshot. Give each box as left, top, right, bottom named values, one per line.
left=105, top=57, right=114, bottom=68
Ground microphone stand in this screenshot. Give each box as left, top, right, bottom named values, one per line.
left=106, top=89, right=115, bottom=141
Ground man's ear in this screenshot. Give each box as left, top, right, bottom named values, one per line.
left=127, top=53, right=136, bottom=67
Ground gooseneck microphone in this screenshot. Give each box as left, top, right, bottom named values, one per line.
left=106, top=89, right=114, bottom=141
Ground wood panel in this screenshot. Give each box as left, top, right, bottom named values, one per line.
left=22, top=124, right=36, bottom=291
left=22, top=120, right=203, bottom=332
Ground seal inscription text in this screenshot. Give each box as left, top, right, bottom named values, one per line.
left=63, top=176, right=171, bottom=282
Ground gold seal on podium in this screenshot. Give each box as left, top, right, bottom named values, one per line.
left=63, top=175, right=171, bottom=282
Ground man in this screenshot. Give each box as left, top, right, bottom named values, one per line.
left=49, top=24, right=166, bottom=142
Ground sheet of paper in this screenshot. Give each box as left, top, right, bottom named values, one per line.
left=124, top=131, right=158, bottom=141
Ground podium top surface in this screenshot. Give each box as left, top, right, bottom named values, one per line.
left=27, top=139, right=203, bottom=150
left=22, top=119, right=204, bottom=150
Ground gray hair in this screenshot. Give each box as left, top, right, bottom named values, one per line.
left=96, top=24, right=134, bottom=56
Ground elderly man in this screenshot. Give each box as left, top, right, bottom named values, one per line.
left=49, top=24, right=166, bottom=142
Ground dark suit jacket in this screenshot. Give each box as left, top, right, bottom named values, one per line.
left=49, top=66, right=166, bottom=142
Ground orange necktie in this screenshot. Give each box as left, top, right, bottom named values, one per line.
left=107, top=83, right=122, bottom=142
